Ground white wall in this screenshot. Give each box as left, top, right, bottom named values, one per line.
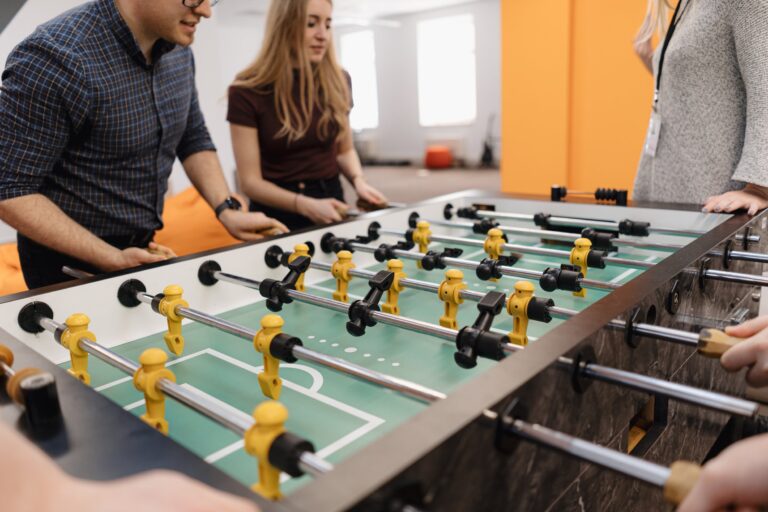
left=336, top=0, right=501, bottom=165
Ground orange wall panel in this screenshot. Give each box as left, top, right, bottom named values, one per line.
left=501, top=0, right=653, bottom=197
left=500, top=0, right=572, bottom=195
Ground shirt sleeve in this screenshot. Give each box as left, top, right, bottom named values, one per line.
left=0, top=32, right=90, bottom=200
left=176, top=53, right=216, bottom=162
left=227, top=85, right=260, bottom=128
left=730, top=0, right=768, bottom=186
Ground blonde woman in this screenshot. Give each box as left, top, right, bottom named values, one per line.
left=633, top=0, right=768, bottom=215
left=228, top=0, right=386, bottom=230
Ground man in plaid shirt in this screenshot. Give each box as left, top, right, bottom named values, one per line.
left=0, top=0, right=287, bottom=289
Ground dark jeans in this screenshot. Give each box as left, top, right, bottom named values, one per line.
left=250, top=175, right=345, bottom=231
left=18, top=230, right=154, bottom=289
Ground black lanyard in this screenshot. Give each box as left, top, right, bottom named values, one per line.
left=654, top=0, right=688, bottom=109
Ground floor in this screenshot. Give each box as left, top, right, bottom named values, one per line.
left=342, top=166, right=500, bottom=204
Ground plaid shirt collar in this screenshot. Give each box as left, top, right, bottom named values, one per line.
left=96, top=0, right=176, bottom=68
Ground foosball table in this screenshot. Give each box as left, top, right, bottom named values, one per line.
left=1, top=191, right=767, bottom=511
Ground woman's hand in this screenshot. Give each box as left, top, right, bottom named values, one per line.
left=219, top=209, right=289, bottom=240
left=702, top=184, right=768, bottom=216
left=296, top=195, right=349, bottom=224
left=353, top=177, right=387, bottom=206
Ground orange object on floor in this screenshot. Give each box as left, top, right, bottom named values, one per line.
left=425, top=146, right=454, bottom=169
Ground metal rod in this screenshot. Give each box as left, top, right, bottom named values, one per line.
left=39, top=316, right=333, bottom=476
left=558, top=357, right=757, bottom=417
left=212, top=269, right=464, bottom=344
left=726, top=250, right=768, bottom=265
left=470, top=209, right=704, bottom=238
left=509, top=418, right=671, bottom=487
left=380, top=228, right=655, bottom=270
left=141, top=288, right=446, bottom=403
left=0, top=361, right=15, bottom=378
left=349, top=242, right=622, bottom=291
left=704, top=269, right=768, bottom=288
left=61, top=266, right=94, bottom=279
left=299, top=452, right=335, bottom=477
left=208, top=269, right=758, bottom=420
left=421, top=217, right=682, bottom=252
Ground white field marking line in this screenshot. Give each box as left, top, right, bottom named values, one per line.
left=201, top=349, right=384, bottom=466
left=95, top=349, right=213, bottom=392
left=610, top=268, right=637, bottom=283
left=644, top=255, right=659, bottom=262
left=99, top=349, right=325, bottom=394
left=306, top=283, right=364, bottom=301
left=114, top=348, right=384, bottom=468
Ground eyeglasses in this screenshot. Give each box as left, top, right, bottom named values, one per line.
left=182, top=0, right=220, bottom=8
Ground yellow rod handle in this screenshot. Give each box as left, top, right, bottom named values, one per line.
left=697, top=329, right=744, bottom=358
left=663, top=460, right=701, bottom=505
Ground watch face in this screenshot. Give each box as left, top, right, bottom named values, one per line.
left=228, top=197, right=242, bottom=210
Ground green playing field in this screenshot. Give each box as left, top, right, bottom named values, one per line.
left=60, top=233, right=665, bottom=495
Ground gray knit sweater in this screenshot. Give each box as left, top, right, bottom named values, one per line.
left=634, top=0, right=768, bottom=204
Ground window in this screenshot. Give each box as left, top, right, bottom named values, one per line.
left=339, top=30, right=379, bottom=131
left=417, top=14, right=477, bottom=127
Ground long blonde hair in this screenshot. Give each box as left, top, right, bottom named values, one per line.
left=635, top=0, right=673, bottom=47
left=233, top=0, right=350, bottom=144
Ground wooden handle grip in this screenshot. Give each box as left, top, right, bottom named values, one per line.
left=698, top=329, right=744, bottom=358
left=663, top=460, right=701, bottom=505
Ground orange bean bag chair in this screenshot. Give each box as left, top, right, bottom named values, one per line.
left=155, top=186, right=240, bottom=257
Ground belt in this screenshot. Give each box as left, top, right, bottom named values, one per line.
left=101, top=230, right=155, bottom=249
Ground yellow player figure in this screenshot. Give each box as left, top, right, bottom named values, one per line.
left=506, top=281, right=536, bottom=346
left=382, top=259, right=407, bottom=315
left=133, top=348, right=176, bottom=435
left=60, top=313, right=96, bottom=385
left=438, top=269, right=467, bottom=329
left=331, top=250, right=355, bottom=302
left=253, top=314, right=286, bottom=399
left=158, top=285, right=189, bottom=355
left=287, top=243, right=311, bottom=291
left=570, top=238, right=592, bottom=298
left=245, top=401, right=289, bottom=500
left=483, top=228, right=506, bottom=282
left=413, top=220, right=432, bottom=268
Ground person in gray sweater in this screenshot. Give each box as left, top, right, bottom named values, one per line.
left=633, top=0, right=768, bottom=215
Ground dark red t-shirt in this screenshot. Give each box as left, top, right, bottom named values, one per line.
left=227, top=72, right=351, bottom=183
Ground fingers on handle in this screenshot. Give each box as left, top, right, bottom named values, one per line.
left=726, top=315, right=768, bottom=337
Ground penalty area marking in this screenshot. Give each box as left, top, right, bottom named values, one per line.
left=112, top=348, right=384, bottom=468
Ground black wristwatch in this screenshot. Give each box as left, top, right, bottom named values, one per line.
left=214, top=196, right=242, bottom=218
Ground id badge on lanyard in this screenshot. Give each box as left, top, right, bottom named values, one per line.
left=644, top=104, right=662, bottom=157
left=644, top=0, right=686, bottom=158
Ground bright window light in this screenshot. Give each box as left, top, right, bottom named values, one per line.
left=339, top=30, right=379, bottom=131
left=417, top=14, right=477, bottom=127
